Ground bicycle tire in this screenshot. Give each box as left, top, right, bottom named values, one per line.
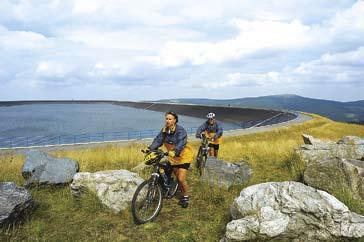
left=196, top=146, right=203, bottom=169
left=199, top=154, right=207, bottom=176
left=165, top=180, right=179, bottom=199
left=131, top=180, right=163, bottom=224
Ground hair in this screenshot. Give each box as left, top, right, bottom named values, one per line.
left=165, top=111, right=178, bottom=123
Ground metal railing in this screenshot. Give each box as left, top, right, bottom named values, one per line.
left=0, top=127, right=199, bottom=149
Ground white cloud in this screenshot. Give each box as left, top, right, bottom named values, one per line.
left=153, top=19, right=313, bottom=67
left=292, top=48, right=364, bottom=84
left=0, top=0, right=363, bottom=101
left=0, top=25, right=51, bottom=50
left=35, top=61, right=74, bottom=78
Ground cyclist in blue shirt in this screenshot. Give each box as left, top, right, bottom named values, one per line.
left=196, top=112, right=223, bottom=158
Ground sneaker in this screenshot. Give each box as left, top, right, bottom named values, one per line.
left=179, top=196, right=189, bottom=208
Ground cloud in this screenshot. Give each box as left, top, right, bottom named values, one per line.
left=150, top=19, right=313, bottom=67
left=0, top=25, right=51, bottom=50
left=0, top=0, right=363, bottom=101
left=290, top=47, right=364, bottom=84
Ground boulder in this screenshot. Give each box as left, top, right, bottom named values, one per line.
left=222, top=181, right=364, bottom=242
left=0, top=182, right=35, bottom=228
left=202, top=157, right=252, bottom=189
left=70, top=170, right=144, bottom=213
left=304, top=157, right=364, bottom=200
left=299, top=134, right=364, bottom=161
left=297, top=135, right=364, bottom=201
left=22, top=150, right=79, bottom=187
left=302, top=134, right=335, bottom=147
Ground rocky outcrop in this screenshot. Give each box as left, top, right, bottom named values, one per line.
left=201, top=157, right=252, bottom=189
left=297, top=135, right=364, bottom=201
left=22, top=150, right=79, bottom=187
left=70, top=170, right=144, bottom=213
left=304, top=157, right=364, bottom=201
left=299, top=134, right=364, bottom=161
left=222, top=181, right=364, bottom=242
left=0, top=182, right=35, bottom=228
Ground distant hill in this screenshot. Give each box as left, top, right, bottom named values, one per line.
left=156, top=94, right=364, bottom=123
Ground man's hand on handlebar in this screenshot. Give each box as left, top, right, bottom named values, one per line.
left=167, top=150, right=176, bottom=158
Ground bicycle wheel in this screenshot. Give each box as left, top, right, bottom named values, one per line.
left=199, top=154, right=207, bottom=176
left=131, top=180, right=163, bottom=224
left=165, top=179, right=179, bottom=199
left=196, top=147, right=203, bottom=169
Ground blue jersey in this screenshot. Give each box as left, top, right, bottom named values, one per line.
left=195, top=121, right=223, bottom=138
left=149, top=124, right=188, bottom=157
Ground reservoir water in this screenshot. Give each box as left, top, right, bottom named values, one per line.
left=0, top=103, right=241, bottom=140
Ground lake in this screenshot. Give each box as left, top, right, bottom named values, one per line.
left=0, top=104, right=241, bottom=147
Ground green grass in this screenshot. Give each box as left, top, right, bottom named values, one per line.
left=1, top=114, right=364, bottom=241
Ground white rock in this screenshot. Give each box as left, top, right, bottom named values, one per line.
left=70, top=170, right=144, bottom=213
left=223, top=181, right=364, bottom=241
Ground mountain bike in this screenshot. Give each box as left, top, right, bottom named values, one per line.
left=131, top=149, right=179, bottom=224
left=195, top=135, right=210, bottom=176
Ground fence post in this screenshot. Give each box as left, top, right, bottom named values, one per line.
left=58, top=135, right=61, bottom=145
left=73, top=135, right=76, bottom=144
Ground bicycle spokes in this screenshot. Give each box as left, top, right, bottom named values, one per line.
left=132, top=181, right=162, bottom=223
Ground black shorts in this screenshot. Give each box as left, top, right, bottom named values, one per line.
left=172, top=163, right=190, bottom=170
left=208, top=143, right=220, bottom=150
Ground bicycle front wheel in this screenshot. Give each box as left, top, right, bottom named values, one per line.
left=131, top=180, right=163, bottom=224
left=196, top=147, right=203, bottom=169
left=199, top=154, right=207, bottom=176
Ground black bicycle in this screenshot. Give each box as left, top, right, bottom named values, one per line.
left=195, top=135, right=210, bottom=176
left=131, top=149, right=179, bottom=224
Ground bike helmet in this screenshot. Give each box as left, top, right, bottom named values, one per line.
left=206, top=112, right=216, bottom=119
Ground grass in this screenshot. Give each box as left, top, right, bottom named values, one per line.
left=1, top=114, right=364, bottom=241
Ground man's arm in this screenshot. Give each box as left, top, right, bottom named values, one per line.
left=195, top=123, right=207, bottom=138
left=215, top=122, right=223, bottom=138
left=148, top=130, right=164, bottom=150
left=175, top=128, right=188, bottom=157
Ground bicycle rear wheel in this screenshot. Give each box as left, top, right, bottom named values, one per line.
left=131, top=180, right=163, bottom=224
left=165, top=179, right=179, bottom=199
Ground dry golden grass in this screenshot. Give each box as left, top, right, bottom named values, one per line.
left=1, top=114, right=364, bottom=241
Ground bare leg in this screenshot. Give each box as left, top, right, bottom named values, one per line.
left=173, top=167, right=188, bottom=197
left=214, top=150, right=219, bottom=158
left=209, top=147, right=214, bottom=157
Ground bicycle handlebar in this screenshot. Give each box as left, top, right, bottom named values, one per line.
left=141, top=149, right=169, bottom=156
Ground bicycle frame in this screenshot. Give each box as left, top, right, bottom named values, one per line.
left=196, top=136, right=210, bottom=176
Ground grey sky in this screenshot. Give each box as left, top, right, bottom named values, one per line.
left=0, top=0, right=363, bottom=101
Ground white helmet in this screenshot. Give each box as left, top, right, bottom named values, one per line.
left=206, top=112, right=216, bottom=119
